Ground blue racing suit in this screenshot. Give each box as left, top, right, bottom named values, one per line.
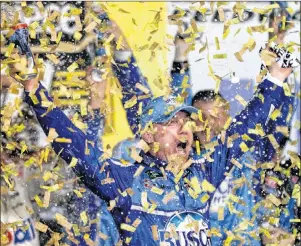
left=111, top=55, right=297, bottom=245
left=24, top=67, right=294, bottom=245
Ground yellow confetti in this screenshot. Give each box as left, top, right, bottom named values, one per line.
left=270, top=109, right=281, bottom=120
left=68, top=157, right=78, bottom=168
left=213, top=54, right=227, bottom=59
left=260, top=50, right=277, bottom=66
left=201, top=193, right=210, bottom=203
left=43, top=191, right=50, bottom=208
left=234, top=51, right=244, bottom=62
left=234, top=28, right=241, bottom=36
left=292, top=184, right=300, bottom=206
left=55, top=213, right=72, bottom=230
left=163, top=190, right=176, bottom=204
left=218, top=7, right=225, bottom=22
left=151, top=186, right=164, bottom=195
left=267, top=194, right=281, bottom=206
left=174, top=170, right=184, bottom=184
left=84, top=21, right=98, bottom=33
left=5, top=43, right=15, bottom=57
left=99, top=232, right=108, bottom=240
left=215, top=37, right=220, bottom=50
left=201, top=180, right=215, bottom=193
left=124, top=96, right=137, bottom=109
left=151, top=225, right=159, bottom=240
left=73, top=189, right=83, bottom=198
left=218, top=207, right=224, bottom=221
left=121, top=223, right=136, bottom=232
left=231, top=158, right=243, bottom=169
left=267, top=134, right=279, bottom=150
left=135, top=83, right=150, bottom=94
left=240, top=142, right=249, bottom=152
left=35, top=221, right=48, bottom=233
left=130, top=147, right=142, bottom=163
left=66, top=62, right=79, bottom=73
left=153, top=142, right=160, bottom=153
left=141, top=192, right=149, bottom=210
left=116, top=36, right=124, bottom=50
left=283, top=83, right=292, bottom=96
left=73, top=31, right=82, bottom=41
left=235, top=95, right=247, bottom=107
left=34, top=195, right=44, bottom=207
left=56, top=31, right=62, bottom=44
left=54, top=138, right=72, bottom=143
left=80, top=211, right=88, bottom=226
left=245, top=37, right=256, bottom=52
left=46, top=54, right=60, bottom=65
left=195, top=140, right=201, bottom=156
left=37, top=2, right=45, bottom=14
left=133, top=166, right=145, bottom=177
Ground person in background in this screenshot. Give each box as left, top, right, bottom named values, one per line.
left=191, top=90, right=230, bottom=147
left=1, top=146, right=40, bottom=246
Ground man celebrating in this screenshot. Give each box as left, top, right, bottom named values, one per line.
left=7, top=44, right=295, bottom=245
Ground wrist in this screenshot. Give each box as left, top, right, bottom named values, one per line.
left=265, top=73, right=284, bottom=87
left=24, top=78, right=38, bottom=92
left=171, top=61, right=189, bottom=74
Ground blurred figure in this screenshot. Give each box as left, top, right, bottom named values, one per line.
left=192, top=90, right=230, bottom=146
left=1, top=150, right=40, bottom=246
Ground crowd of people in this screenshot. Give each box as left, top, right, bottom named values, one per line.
left=1, top=2, right=300, bottom=246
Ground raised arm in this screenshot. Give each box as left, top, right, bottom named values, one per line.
left=19, top=75, right=137, bottom=207
left=112, top=54, right=152, bottom=135
left=107, top=17, right=193, bottom=134
left=206, top=49, right=296, bottom=188
left=225, top=59, right=295, bottom=162
left=82, top=66, right=107, bottom=147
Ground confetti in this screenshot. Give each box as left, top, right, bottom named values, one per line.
left=130, top=147, right=142, bottom=163
left=195, top=140, right=201, bottom=156
left=151, top=225, right=159, bottom=240
left=34, top=195, right=44, bottom=207
left=35, top=221, right=48, bottom=233
left=215, top=37, right=220, bottom=50
left=54, top=138, right=72, bottom=143
left=231, top=158, right=243, bottom=169
left=55, top=213, right=72, bottom=230
left=135, top=83, right=150, bottom=94
left=213, top=53, right=227, bottom=59
left=141, top=192, right=149, bottom=210
left=201, top=180, right=215, bottom=193
left=124, top=96, right=138, bottom=109
left=218, top=207, right=224, bottom=221
left=80, top=211, right=88, bottom=226
left=267, top=134, right=280, bottom=150
left=121, top=223, right=136, bottom=232
left=67, top=62, right=79, bottom=72
left=163, top=191, right=176, bottom=204
left=43, top=191, right=51, bottom=208
left=218, top=7, right=225, bottom=22
left=235, top=95, right=247, bottom=107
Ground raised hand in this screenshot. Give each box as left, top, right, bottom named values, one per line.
left=85, top=61, right=108, bottom=110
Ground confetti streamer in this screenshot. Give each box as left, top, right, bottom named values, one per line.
left=35, top=221, right=48, bottom=233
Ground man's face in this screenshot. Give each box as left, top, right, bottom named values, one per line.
left=193, top=99, right=229, bottom=145
left=143, top=111, right=194, bottom=163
